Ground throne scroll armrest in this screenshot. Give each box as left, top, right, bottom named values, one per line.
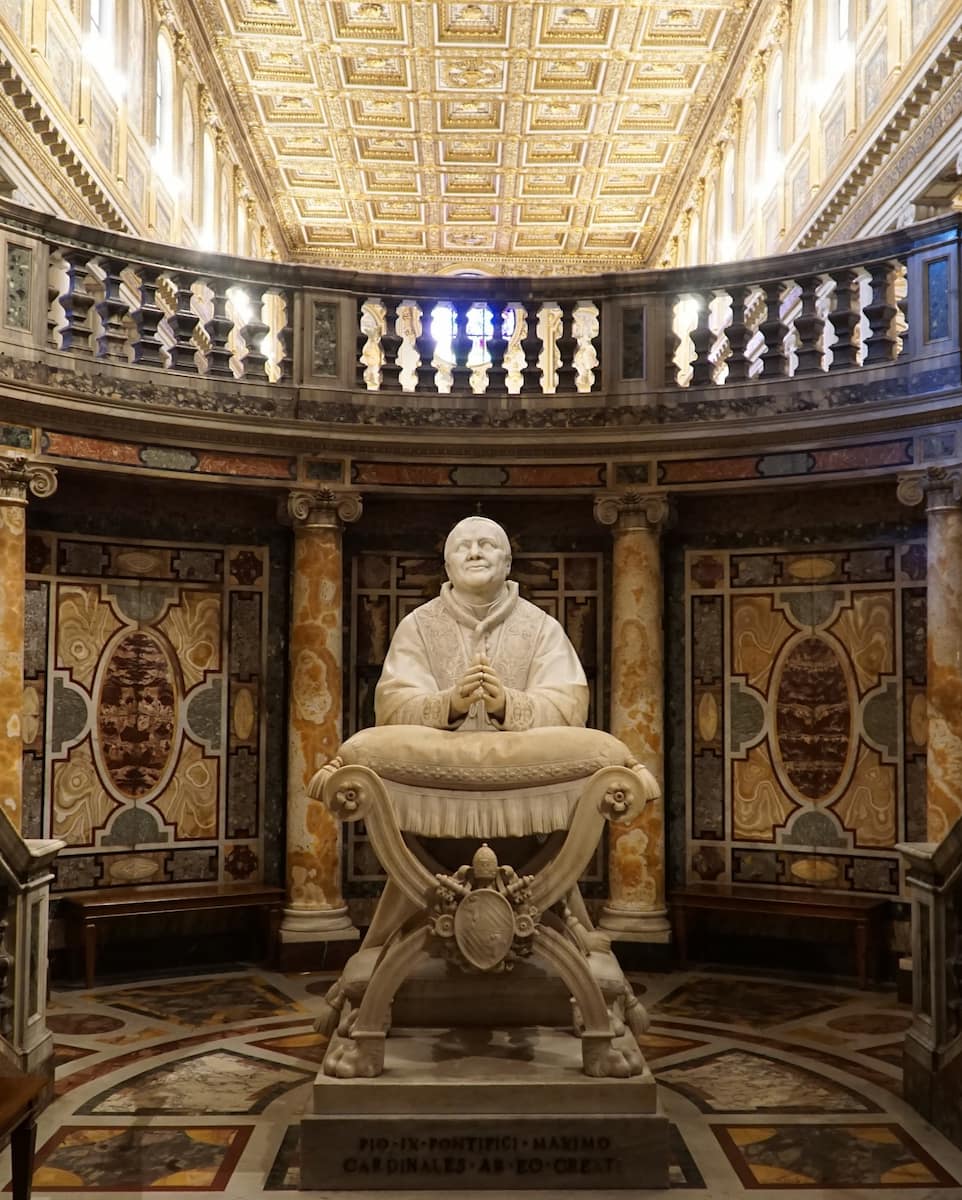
left=528, top=764, right=656, bottom=913
left=307, top=761, right=437, bottom=912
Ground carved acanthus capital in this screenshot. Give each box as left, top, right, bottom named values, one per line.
left=287, top=488, right=363, bottom=531
left=0, top=456, right=58, bottom=506
left=594, top=491, right=669, bottom=534
left=897, top=467, right=962, bottom=514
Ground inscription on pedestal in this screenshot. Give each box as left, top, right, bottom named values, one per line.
left=300, top=1114, right=670, bottom=1190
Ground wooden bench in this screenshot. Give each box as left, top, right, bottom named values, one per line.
left=60, top=882, right=286, bottom=988
left=0, top=1072, right=45, bottom=1200
left=669, top=883, right=888, bottom=989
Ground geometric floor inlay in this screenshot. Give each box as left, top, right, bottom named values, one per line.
left=713, top=1123, right=960, bottom=1188
left=861, top=1041, right=906, bottom=1067
left=76, top=1050, right=313, bottom=1115
left=654, top=978, right=851, bottom=1027
left=659, top=1049, right=880, bottom=1113
left=249, top=1030, right=329, bottom=1065
left=94, top=977, right=303, bottom=1026
left=32, top=1126, right=252, bottom=1191
left=825, top=1011, right=914, bottom=1035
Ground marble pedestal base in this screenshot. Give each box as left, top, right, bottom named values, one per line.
left=301, top=1028, right=669, bottom=1190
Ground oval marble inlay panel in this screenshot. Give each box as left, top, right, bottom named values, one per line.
left=232, top=687, right=255, bottom=742
left=97, top=631, right=179, bottom=799
left=113, top=550, right=165, bottom=576
left=789, top=857, right=838, bottom=883
left=107, top=854, right=162, bottom=882
left=909, top=693, right=928, bottom=747
left=774, top=635, right=853, bottom=802
left=22, top=684, right=40, bottom=745
left=786, top=556, right=838, bottom=582
left=697, top=692, right=718, bottom=743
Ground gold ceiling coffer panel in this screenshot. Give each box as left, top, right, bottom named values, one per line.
left=180, top=0, right=757, bottom=272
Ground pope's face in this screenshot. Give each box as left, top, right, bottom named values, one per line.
left=445, top=519, right=510, bottom=595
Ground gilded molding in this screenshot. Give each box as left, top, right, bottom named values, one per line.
left=594, top=491, right=669, bottom=534
left=287, top=488, right=363, bottom=531
left=0, top=456, right=58, bottom=506
left=897, top=466, right=962, bottom=513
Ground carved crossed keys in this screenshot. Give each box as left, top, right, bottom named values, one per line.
left=308, top=760, right=652, bottom=1081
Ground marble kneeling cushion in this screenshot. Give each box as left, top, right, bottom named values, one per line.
left=336, top=724, right=655, bottom=839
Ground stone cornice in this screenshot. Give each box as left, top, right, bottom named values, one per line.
left=797, top=29, right=962, bottom=250
left=0, top=50, right=134, bottom=234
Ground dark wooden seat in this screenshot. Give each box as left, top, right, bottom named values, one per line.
left=60, top=882, right=286, bottom=988
left=0, top=1071, right=45, bottom=1200
left=669, top=883, right=887, bottom=988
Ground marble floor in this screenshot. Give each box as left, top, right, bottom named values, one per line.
left=6, top=966, right=962, bottom=1200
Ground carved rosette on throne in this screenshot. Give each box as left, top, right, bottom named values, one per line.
left=299, top=725, right=671, bottom=1191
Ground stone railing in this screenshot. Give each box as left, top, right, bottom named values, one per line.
left=900, top=826, right=962, bottom=1151
left=0, top=817, right=62, bottom=1076
left=0, top=200, right=959, bottom=435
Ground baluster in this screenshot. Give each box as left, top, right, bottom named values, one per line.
left=415, top=300, right=436, bottom=392
left=758, top=281, right=790, bottom=377
left=272, top=298, right=293, bottom=384
left=555, top=300, right=577, bottom=392
left=358, top=297, right=387, bottom=391
left=486, top=299, right=506, bottom=393
left=572, top=300, right=600, bottom=393
left=91, top=256, right=131, bottom=361
left=128, top=265, right=168, bottom=367
left=863, top=260, right=898, bottom=363
left=689, top=296, right=714, bottom=386
left=826, top=268, right=861, bottom=369
left=380, top=299, right=402, bottom=390
left=52, top=249, right=97, bottom=354
left=536, top=301, right=563, bottom=394
left=165, top=275, right=202, bottom=372
left=724, top=287, right=751, bottom=382
left=664, top=295, right=682, bottom=386
left=395, top=298, right=422, bottom=393
left=503, top=302, right=528, bottom=396
left=205, top=281, right=236, bottom=378
left=451, top=301, right=473, bottom=392
left=240, top=289, right=270, bottom=380
left=794, top=274, right=826, bottom=376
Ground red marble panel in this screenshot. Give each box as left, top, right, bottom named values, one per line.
left=775, top=636, right=852, bottom=801
left=505, top=464, right=606, bottom=486
left=352, top=462, right=452, bottom=485
left=43, top=433, right=140, bottom=465
left=809, top=441, right=913, bottom=473
left=660, top=456, right=758, bottom=484
left=194, top=451, right=294, bottom=478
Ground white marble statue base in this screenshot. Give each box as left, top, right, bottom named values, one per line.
left=301, top=1027, right=670, bottom=1190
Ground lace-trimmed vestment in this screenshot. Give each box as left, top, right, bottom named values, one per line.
left=374, top=580, right=589, bottom=731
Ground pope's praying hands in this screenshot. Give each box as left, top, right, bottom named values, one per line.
left=450, top=655, right=506, bottom=722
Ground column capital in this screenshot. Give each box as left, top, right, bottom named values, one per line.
left=286, top=488, right=363, bottom=530
left=0, top=456, right=57, bottom=507
left=594, top=490, right=669, bottom=533
left=897, top=467, right=962, bottom=513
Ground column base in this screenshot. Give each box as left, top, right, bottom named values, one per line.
left=279, top=905, right=360, bottom=943
left=598, top=905, right=672, bottom=944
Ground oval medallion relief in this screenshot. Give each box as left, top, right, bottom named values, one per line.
left=773, top=634, right=854, bottom=803
left=96, top=630, right=180, bottom=800
left=453, top=889, right=516, bottom=971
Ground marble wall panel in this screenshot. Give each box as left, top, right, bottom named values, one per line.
left=684, top=542, right=924, bottom=897
left=24, top=534, right=268, bottom=890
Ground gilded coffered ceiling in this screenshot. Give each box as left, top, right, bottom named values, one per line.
left=176, top=0, right=762, bottom=275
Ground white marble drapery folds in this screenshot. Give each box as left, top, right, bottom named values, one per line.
left=375, top=580, right=589, bottom=731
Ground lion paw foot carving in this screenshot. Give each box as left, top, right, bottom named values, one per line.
left=582, top=1040, right=635, bottom=1078
left=323, top=1035, right=385, bottom=1079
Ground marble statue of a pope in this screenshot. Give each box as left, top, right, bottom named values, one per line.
left=375, top=516, right=589, bottom=731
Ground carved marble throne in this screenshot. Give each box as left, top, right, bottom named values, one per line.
left=307, top=724, right=659, bottom=1081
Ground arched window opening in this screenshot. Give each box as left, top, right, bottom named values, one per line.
left=154, top=34, right=175, bottom=174
left=200, top=130, right=216, bottom=248
left=84, top=0, right=125, bottom=99
left=180, top=91, right=195, bottom=216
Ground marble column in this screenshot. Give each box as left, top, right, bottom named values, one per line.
left=280, top=489, right=362, bottom=949
left=594, top=491, right=671, bottom=941
left=0, top=456, right=56, bottom=832
left=898, top=467, right=962, bottom=843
